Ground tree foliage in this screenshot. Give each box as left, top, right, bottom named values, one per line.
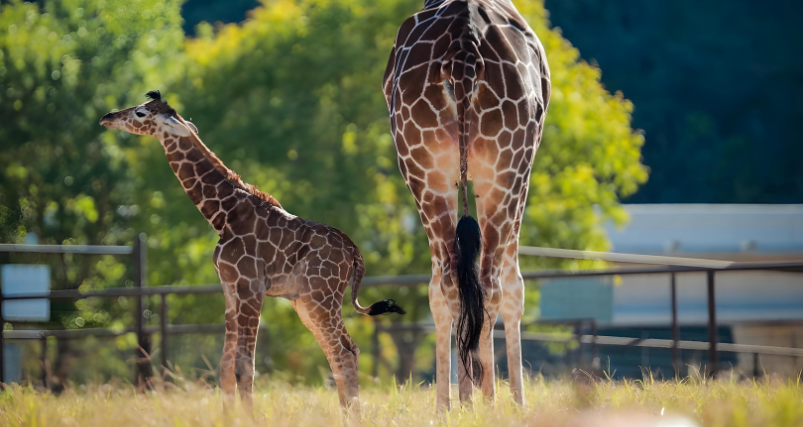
left=0, top=0, right=184, bottom=247
left=0, top=0, right=646, bottom=383
left=0, top=0, right=185, bottom=381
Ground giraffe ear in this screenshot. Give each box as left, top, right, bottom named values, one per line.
left=160, top=115, right=192, bottom=137
left=185, top=121, right=199, bottom=135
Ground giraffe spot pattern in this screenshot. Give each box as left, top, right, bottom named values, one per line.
left=99, top=94, right=380, bottom=413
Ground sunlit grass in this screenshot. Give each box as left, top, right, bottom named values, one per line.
left=1, top=374, right=801, bottom=427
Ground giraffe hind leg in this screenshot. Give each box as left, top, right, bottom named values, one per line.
left=501, top=274, right=525, bottom=406
left=429, top=267, right=454, bottom=412
left=293, top=297, right=361, bottom=418
left=500, top=174, right=530, bottom=406
left=329, top=334, right=360, bottom=418
left=501, top=227, right=527, bottom=406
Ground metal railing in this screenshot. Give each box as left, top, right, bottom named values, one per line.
left=2, top=240, right=802, bottom=385
left=0, top=235, right=149, bottom=384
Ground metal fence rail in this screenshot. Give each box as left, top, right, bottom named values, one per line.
left=518, top=246, right=735, bottom=268
left=4, top=323, right=264, bottom=340
left=376, top=322, right=803, bottom=358
left=0, top=244, right=133, bottom=255
left=2, top=240, right=803, bottom=385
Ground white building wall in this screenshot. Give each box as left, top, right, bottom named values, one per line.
left=612, top=271, right=803, bottom=326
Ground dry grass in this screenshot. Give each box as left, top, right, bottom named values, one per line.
left=0, top=374, right=801, bottom=427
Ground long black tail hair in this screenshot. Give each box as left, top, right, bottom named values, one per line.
left=454, top=214, right=484, bottom=384
left=450, top=38, right=486, bottom=386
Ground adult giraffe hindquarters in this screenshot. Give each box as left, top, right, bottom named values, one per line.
left=100, top=91, right=405, bottom=417
left=451, top=30, right=486, bottom=389
left=383, top=0, right=550, bottom=410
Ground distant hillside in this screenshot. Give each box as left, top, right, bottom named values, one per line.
left=182, top=0, right=258, bottom=33
left=545, top=0, right=803, bottom=203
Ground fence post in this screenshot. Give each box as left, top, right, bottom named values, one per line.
left=371, top=317, right=380, bottom=378
left=0, top=287, right=4, bottom=386
left=563, top=342, right=570, bottom=369
left=753, top=353, right=760, bottom=378
left=591, top=319, right=598, bottom=369
left=41, top=335, right=47, bottom=386
left=707, top=270, right=718, bottom=377
left=641, top=330, right=650, bottom=369
left=670, top=272, right=680, bottom=377
left=160, top=293, right=168, bottom=372
left=133, top=233, right=153, bottom=387
left=575, top=323, right=584, bottom=369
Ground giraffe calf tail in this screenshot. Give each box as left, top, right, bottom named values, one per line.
left=349, top=252, right=406, bottom=316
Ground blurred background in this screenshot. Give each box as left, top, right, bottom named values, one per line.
left=0, top=0, right=800, bottom=389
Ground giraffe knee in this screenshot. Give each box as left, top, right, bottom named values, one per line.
left=341, top=344, right=359, bottom=359
left=339, top=335, right=359, bottom=357
left=234, top=364, right=249, bottom=383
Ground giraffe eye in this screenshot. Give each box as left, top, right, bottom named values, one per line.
left=135, top=111, right=147, bottom=118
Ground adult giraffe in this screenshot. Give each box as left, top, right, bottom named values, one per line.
left=100, top=91, right=404, bottom=415
left=383, top=0, right=550, bottom=409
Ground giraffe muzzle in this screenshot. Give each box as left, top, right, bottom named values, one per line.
left=99, top=112, right=116, bottom=128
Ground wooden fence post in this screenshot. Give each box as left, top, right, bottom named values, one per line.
left=160, top=293, right=168, bottom=372
left=0, top=287, right=4, bottom=386
left=133, top=233, right=153, bottom=387
left=707, top=270, right=718, bottom=377
left=671, top=272, right=681, bottom=377
left=371, top=318, right=380, bottom=378
left=41, top=335, right=47, bottom=385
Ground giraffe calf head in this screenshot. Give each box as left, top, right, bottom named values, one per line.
left=99, top=90, right=198, bottom=138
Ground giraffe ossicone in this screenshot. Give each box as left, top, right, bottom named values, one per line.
left=100, top=92, right=405, bottom=416
left=383, top=0, right=550, bottom=410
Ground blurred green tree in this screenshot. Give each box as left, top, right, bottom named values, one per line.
left=0, top=0, right=185, bottom=382
left=163, top=0, right=646, bottom=381
left=0, top=0, right=647, bottom=385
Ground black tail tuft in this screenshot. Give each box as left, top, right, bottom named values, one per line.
left=454, top=214, right=484, bottom=386
left=367, top=299, right=406, bottom=316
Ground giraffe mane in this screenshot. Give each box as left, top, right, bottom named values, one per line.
left=175, top=114, right=282, bottom=209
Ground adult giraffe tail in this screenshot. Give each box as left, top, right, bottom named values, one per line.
left=446, top=36, right=485, bottom=386
left=350, top=249, right=406, bottom=316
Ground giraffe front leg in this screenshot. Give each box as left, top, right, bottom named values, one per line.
left=235, top=285, right=265, bottom=414
left=219, top=286, right=239, bottom=403
left=429, top=270, right=453, bottom=412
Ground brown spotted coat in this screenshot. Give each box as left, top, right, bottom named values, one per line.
left=99, top=95, right=401, bottom=416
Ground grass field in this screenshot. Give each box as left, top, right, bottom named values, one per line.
left=1, top=374, right=801, bottom=427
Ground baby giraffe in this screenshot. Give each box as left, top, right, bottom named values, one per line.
left=100, top=91, right=405, bottom=415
